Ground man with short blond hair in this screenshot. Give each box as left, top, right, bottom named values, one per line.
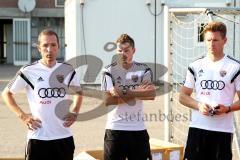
left=179, top=21, right=240, bottom=160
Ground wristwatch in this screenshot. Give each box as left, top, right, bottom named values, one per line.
left=226, top=106, right=231, bottom=113
left=122, top=88, right=127, bottom=95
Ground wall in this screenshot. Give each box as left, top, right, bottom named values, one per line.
left=65, top=0, right=164, bottom=84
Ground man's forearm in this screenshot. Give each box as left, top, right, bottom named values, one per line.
left=103, top=92, right=135, bottom=106
left=179, top=93, right=198, bottom=110
left=71, top=94, right=82, bottom=113
left=230, top=100, right=240, bottom=112
left=122, top=83, right=156, bottom=100
left=2, top=88, right=26, bottom=118
left=127, top=88, right=156, bottom=100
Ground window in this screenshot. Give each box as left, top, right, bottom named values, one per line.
left=197, top=23, right=205, bottom=43
left=55, top=0, right=64, bottom=7
left=194, top=22, right=206, bottom=46
left=31, top=18, right=65, bottom=61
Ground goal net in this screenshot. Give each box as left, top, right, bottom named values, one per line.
left=168, top=8, right=240, bottom=159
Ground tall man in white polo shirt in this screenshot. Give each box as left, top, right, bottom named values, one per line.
left=102, top=34, right=156, bottom=160
left=2, top=29, right=82, bottom=160
left=179, top=22, right=240, bottom=160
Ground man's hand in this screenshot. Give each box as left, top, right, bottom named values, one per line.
left=214, top=104, right=230, bottom=115
left=109, top=87, right=121, bottom=97
left=63, top=112, right=78, bottom=127
left=198, top=103, right=230, bottom=116
left=19, top=113, right=42, bottom=130
left=132, top=81, right=156, bottom=100
left=137, top=81, right=155, bottom=90
left=106, top=87, right=136, bottom=106
left=198, top=103, right=211, bottom=116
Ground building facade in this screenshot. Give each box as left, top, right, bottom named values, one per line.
left=0, top=0, right=65, bottom=65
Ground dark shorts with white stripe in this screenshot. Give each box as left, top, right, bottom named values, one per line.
left=104, top=129, right=152, bottom=160
left=184, top=127, right=233, bottom=160
left=25, top=136, right=75, bottom=160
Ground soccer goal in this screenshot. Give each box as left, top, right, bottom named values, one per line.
left=166, top=7, right=240, bottom=159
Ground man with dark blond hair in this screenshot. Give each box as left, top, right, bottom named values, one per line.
left=102, top=34, right=156, bottom=160
left=179, top=21, right=240, bottom=160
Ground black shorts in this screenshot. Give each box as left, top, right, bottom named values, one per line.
left=104, top=129, right=152, bottom=160
left=25, top=136, right=75, bottom=160
left=184, top=127, right=233, bottom=160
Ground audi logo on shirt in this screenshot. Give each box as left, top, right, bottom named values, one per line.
left=200, top=80, right=225, bottom=90
left=38, top=88, right=66, bottom=98
left=118, top=84, right=140, bottom=90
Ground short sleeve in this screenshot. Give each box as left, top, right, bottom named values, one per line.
left=142, top=68, right=153, bottom=83
left=234, top=69, right=240, bottom=91
left=184, top=66, right=195, bottom=89
left=66, top=70, right=81, bottom=92
left=8, top=70, right=28, bottom=94
left=101, top=69, right=113, bottom=91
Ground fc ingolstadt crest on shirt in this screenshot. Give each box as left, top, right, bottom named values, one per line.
left=131, top=75, right=138, bottom=82
left=116, top=76, right=122, bottom=84
left=220, top=70, right=227, bottom=77
left=56, top=74, right=64, bottom=83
